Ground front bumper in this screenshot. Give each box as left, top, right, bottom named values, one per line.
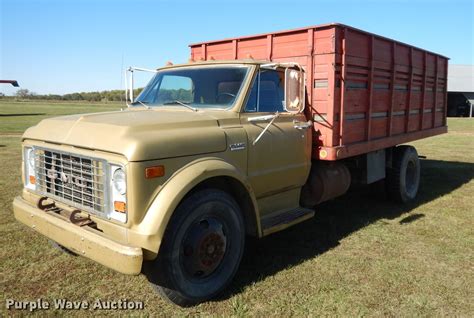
left=13, top=196, right=143, bottom=275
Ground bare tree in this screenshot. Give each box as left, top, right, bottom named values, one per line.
left=15, top=88, right=31, bottom=98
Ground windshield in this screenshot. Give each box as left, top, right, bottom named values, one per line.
left=133, top=65, right=250, bottom=110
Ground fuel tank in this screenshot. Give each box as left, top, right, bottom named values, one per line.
left=300, top=161, right=351, bottom=207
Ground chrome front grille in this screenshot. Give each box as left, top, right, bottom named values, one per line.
left=33, top=147, right=108, bottom=216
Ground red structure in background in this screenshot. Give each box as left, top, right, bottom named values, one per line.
left=0, top=80, right=19, bottom=87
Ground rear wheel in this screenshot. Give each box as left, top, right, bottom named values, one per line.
left=145, top=189, right=245, bottom=307
left=386, top=145, right=421, bottom=203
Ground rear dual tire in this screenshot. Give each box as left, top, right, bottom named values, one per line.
left=386, top=145, right=421, bottom=203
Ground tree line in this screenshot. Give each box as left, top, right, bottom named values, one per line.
left=0, top=88, right=143, bottom=102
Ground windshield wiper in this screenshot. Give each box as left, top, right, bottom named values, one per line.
left=164, top=100, right=198, bottom=112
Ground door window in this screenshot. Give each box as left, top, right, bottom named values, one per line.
left=245, top=70, right=285, bottom=113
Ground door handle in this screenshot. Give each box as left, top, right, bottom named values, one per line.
left=293, top=120, right=312, bottom=130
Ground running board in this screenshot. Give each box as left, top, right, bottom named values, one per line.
left=261, top=207, right=315, bottom=236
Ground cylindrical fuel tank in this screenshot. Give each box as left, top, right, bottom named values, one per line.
left=300, top=161, right=351, bottom=207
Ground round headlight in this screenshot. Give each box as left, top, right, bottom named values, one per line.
left=112, top=168, right=126, bottom=195
left=27, top=149, right=35, bottom=169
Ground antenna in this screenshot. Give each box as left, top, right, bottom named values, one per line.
left=120, top=53, right=124, bottom=102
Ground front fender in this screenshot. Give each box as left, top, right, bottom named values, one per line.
left=127, top=157, right=259, bottom=258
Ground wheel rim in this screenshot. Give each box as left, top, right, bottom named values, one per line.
left=180, top=217, right=227, bottom=279
left=406, top=159, right=417, bottom=195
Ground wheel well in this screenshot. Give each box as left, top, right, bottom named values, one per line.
left=187, top=176, right=258, bottom=236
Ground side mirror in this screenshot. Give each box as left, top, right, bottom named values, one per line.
left=284, top=68, right=305, bottom=113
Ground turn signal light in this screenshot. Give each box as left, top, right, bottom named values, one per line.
left=29, top=175, right=36, bottom=184
left=114, top=201, right=126, bottom=213
left=145, top=165, right=165, bottom=179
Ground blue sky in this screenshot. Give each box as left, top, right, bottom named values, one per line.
left=1, top=0, right=473, bottom=95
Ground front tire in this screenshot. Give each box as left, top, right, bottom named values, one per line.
left=386, top=145, right=421, bottom=203
left=145, top=189, right=245, bottom=306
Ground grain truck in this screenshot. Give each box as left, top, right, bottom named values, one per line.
left=13, top=23, right=448, bottom=306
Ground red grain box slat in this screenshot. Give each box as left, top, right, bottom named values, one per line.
left=189, top=23, right=448, bottom=161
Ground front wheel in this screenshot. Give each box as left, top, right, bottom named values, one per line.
left=145, top=189, right=245, bottom=307
left=386, top=145, right=421, bottom=203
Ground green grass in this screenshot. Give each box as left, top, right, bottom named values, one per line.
left=0, top=100, right=122, bottom=133
left=1, top=100, right=473, bottom=316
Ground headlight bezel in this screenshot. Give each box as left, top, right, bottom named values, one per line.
left=112, top=168, right=127, bottom=195
left=27, top=148, right=35, bottom=169
left=23, top=146, right=36, bottom=190
left=108, top=164, right=127, bottom=223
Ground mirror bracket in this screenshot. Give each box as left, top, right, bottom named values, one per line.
left=124, top=66, right=159, bottom=107
left=251, top=112, right=280, bottom=145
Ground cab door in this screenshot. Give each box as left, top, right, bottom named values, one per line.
left=240, top=68, right=312, bottom=198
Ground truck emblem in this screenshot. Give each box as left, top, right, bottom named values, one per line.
left=47, top=169, right=58, bottom=179
left=229, top=143, right=246, bottom=151
left=46, top=169, right=86, bottom=188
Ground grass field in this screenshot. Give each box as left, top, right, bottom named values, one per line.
left=1, top=100, right=473, bottom=316
left=0, top=100, right=122, bottom=133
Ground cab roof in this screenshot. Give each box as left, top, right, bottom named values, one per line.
left=156, top=59, right=267, bottom=71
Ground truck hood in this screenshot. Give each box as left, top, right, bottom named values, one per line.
left=23, top=109, right=229, bottom=161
